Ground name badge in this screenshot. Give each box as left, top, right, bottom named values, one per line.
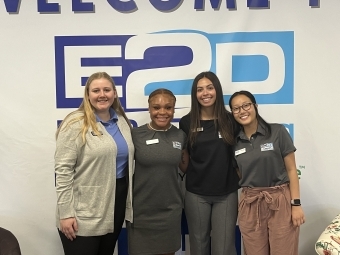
left=91, top=131, right=103, bottom=136
left=146, top=139, right=159, bottom=145
left=197, top=127, right=203, bottom=132
left=261, top=143, right=274, bottom=151
left=235, top=148, right=246, bottom=156
left=173, top=141, right=182, bottom=150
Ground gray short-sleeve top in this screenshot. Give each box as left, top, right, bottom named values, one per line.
left=233, top=123, right=296, bottom=187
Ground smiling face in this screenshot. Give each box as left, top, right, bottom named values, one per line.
left=148, top=94, right=175, bottom=130
left=196, top=77, right=216, bottom=108
left=88, top=78, right=116, bottom=114
left=230, top=94, right=258, bottom=128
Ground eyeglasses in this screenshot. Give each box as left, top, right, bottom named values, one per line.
left=231, top=102, right=254, bottom=114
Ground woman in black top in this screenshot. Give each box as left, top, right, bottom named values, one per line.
left=179, top=71, right=239, bottom=255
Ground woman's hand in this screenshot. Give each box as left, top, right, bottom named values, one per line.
left=291, top=206, right=305, bottom=227
left=283, top=152, right=305, bottom=227
left=60, top=217, right=78, bottom=241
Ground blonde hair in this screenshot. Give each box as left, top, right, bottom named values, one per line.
left=56, top=72, right=131, bottom=143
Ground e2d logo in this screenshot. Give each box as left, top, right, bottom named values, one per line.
left=55, top=30, right=294, bottom=110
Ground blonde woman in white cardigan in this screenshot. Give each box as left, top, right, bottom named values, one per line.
left=55, top=72, right=134, bottom=255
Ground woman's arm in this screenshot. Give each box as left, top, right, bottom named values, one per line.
left=55, top=124, right=79, bottom=240
left=178, top=148, right=189, bottom=173
left=235, top=168, right=241, bottom=179
left=284, top=152, right=305, bottom=227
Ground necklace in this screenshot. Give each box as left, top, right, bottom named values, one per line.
left=148, top=122, right=172, bottom=132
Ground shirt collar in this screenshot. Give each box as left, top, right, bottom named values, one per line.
left=256, top=122, right=266, bottom=135
left=236, top=122, right=266, bottom=140
left=95, top=108, right=118, bottom=123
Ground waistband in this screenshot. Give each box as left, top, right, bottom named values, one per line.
left=241, top=183, right=289, bottom=231
left=242, top=183, right=289, bottom=195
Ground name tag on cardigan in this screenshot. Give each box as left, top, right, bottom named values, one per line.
left=91, top=131, right=103, bottom=136
left=146, top=139, right=159, bottom=145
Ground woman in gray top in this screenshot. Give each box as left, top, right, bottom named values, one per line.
left=229, top=90, right=305, bottom=255
left=127, top=88, right=188, bottom=255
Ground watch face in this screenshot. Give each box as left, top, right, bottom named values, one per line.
left=291, top=199, right=301, bottom=205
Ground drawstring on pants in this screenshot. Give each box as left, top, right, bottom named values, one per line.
left=243, top=184, right=287, bottom=231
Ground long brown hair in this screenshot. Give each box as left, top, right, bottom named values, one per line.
left=188, top=71, right=236, bottom=147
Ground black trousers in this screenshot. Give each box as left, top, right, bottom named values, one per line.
left=58, top=177, right=128, bottom=255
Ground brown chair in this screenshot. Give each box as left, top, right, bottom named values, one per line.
left=0, top=227, right=21, bottom=255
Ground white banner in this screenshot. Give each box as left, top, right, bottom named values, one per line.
left=0, top=1, right=338, bottom=254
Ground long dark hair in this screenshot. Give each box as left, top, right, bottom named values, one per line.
left=188, top=71, right=236, bottom=147
left=228, top=90, right=271, bottom=137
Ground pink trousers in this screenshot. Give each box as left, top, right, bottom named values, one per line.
left=238, top=184, right=299, bottom=255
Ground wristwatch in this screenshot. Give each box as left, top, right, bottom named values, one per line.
left=291, top=199, right=301, bottom=206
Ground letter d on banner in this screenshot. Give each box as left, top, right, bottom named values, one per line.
left=209, top=31, right=294, bottom=104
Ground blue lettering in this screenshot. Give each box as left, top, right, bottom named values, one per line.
left=107, top=0, right=137, bottom=12
left=149, top=0, right=182, bottom=12
left=2, top=0, right=322, bottom=14
left=3, top=0, right=20, bottom=13
left=309, top=0, right=320, bottom=7
left=227, top=0, right=236, bottom=9
left=194, top=0, right=236, bottom=10
left=38, top=0, right=60, bottom=13
left=72, top=0, right=94, bottom=12
left=247, top=0, right=269, bottom=8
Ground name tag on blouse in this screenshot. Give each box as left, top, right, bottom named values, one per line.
left=146, top=139, right=159, bottom=145
left=235, top=148, right=246, bottom=156
left=261, top=143, right=274, bottom=151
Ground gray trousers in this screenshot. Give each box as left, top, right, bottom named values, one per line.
left=184, top=190, right=238, bottom=255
